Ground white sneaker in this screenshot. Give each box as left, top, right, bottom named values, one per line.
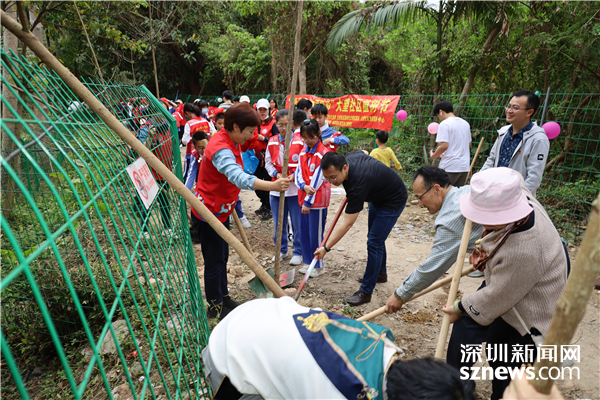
left=299, top=264, right=310, bottom=273
left=310, top=266, right=326, bottom=278
left=271, top=253, right=289, bottom=262
left=289, top=255, right=302, bottom=266
left=239, top=215, right=251, bottom=229
left=467, top=269, right=484, bottom=277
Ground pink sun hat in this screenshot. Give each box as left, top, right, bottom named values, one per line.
left=460, top=167, right=532, bottom=225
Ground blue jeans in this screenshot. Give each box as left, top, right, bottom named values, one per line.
left=270, top=195, right=302, bottom=256
left=359, top=203, right=403, bottom=295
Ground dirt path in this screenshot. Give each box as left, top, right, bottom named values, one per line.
left=192, top=185, right=599, bottom=400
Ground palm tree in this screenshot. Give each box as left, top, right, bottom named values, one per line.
left=327, top=0, right=510, bottom=98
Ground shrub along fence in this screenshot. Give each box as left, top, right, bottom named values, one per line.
left=1, top=50, right=210, bottom=399
left=171, top=91, right=600, bottom=244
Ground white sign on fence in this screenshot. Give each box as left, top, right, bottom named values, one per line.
left=126, top=158, right=159, bottom=209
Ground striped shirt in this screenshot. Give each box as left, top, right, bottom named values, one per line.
left=396, top=185, right=484, bottom=301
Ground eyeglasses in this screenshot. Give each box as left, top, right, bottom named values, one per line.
left=414, top=185, right=434, bottom=202
left=301, top=136, right=318, bottom=143
left=276, top=124, right=288, bottom=129
left=505, top=104, right=530, bottom=112
left=324, top=171, right=341, bottom=183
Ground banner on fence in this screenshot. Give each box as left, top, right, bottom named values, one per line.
left=126, top=157, right=159, bottom=209
left=285, top=94, right=400, bottom=131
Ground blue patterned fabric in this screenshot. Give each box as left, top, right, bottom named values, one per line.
left=497, top=122, right=533, bottom=168
left=293, top=310, right=394, bottom=400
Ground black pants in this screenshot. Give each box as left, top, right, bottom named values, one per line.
left=253, top=164, right=271, bottom=210
left=447, top=283, right=538, bottom=400
left=191, top=212, right=230, bottom=306
left=447, top=171, right=469, bottom=187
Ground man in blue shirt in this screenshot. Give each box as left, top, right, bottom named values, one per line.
left=480, top=90, right=549, bottom=197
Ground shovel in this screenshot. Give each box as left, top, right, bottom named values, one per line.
left=293, top=197, right=348, bottom=300
left=248, top=268, right=296, bottom=298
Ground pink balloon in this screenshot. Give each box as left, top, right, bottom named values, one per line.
left=428, top=122, right=439, bottom=134
left=542, top=121, right=561, bottom=139
left=396, top=110, right=408, bottom=121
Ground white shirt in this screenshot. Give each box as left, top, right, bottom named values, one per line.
left=208, top=298, right=400, bottom=399
left=436, top=116, right=471, bottom=173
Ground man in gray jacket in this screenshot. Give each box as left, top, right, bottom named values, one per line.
left=480, top=90, right=549, bottom=197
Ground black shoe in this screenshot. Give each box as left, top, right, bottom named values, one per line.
left=223, top=295, right=241, bottom=310
left=260, top=210, right=272, bottom=221
left=255, top=205, right=267, bottom=215
left=206, top=303, right=222, bottom=319
left=190, top=228, right=201, bottom=244
left=345, top=290, right=372, bottom=306
left=357, top=274, right=388, bottom=283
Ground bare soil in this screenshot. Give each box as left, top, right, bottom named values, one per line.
left=192, top=187, right=599, bottom=400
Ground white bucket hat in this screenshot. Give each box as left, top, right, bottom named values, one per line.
left=460, top=167, right=533, bottom=225
left=239, top=95, right=251, bottom=103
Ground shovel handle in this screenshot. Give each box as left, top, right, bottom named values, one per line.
left=357, top=266, right=475, bottom=321
left=293, top=197, right=348, bottom=300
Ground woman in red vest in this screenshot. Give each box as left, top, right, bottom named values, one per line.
left=192, top=103, right=291, bottom=319
left=243, top=98, right=278, bottom=220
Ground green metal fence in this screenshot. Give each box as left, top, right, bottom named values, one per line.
left=170, top=91, right=599, bottom=243
left=1, top=50, right=210, bottom=399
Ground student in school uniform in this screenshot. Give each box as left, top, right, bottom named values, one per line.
left=269, top=98, right=278, bottom=118
left=311, top=104, right=350, bottom=152
left=265, top=109, right=304, bottom=265
left=192, top=103, right=291, bottom=319
left=295, top=119, right=331, bottom=278
left=182, top=104, right=210, bottom=191
left=243, top=98, right=280, bottom=220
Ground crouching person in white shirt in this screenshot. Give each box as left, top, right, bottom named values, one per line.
left=202, top=297, right=476, bottom=400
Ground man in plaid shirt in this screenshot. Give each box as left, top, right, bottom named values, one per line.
left=384, top=165, right=483, bottom=313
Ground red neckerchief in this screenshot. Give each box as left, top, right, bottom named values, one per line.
left=469, top=215, right=530, bottom=271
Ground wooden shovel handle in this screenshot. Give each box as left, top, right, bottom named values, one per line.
left=435, top=219, right=473, bottom=359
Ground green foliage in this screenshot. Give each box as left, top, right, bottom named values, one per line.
left=202, top=26, right=271, bottom=93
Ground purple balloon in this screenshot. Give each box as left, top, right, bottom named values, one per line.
left=396, top=110, right=408, bottom=121
left=428, top=122, right=439, bottom=134
left=542, top=121, right=561, bottom=139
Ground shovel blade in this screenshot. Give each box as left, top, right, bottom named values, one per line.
left=248, top=269, right=274, bottom=298
left=279, top=269, right=295, bottom=288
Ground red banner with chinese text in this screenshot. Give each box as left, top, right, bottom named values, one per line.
left=285, top=94, right=400, bottom=131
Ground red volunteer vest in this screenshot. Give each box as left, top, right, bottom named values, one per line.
left=327, top=132, right=344, bottom=152
left=150, top=128, right=173, bottom=181
left=266, top=132, right=304, bottom=180
left=173, top=103, right=186, bottom=128
left=245, top=118, right=276, bottom=156
left=297, top=142, right=331, bottom=209
left=186, top=117, right=210, bottom=155
left=193, top=129, right=243, bottom=222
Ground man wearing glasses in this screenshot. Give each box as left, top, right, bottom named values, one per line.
left=480, top=90, right=549, bottom=197
left=316, top=151, right=408, bottom=306
left=384, top=165, right=483, bottom=314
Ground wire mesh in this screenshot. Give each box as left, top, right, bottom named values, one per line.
left=1, top=50, right=210, bottom=399
left=170, top=91, right=599, bottom=243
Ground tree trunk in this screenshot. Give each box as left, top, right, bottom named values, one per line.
left=456, top=24, right=502, bottom=113
left=299, top=52, right=307, bottom=94
left=435, top=2, right=442, bottom=94
left=2, top=4, right=21, bottom=219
